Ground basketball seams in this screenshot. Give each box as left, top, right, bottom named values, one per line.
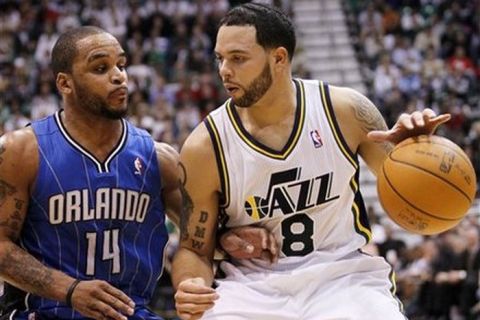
left=392, top=139, right=473, bottom=170
left=388, top=154, right=473, bottom=203
left=380, top=164, right=463, bottom=222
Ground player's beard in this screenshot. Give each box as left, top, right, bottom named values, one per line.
left=234, top=62, right=272, bottom=108
left=74, top=81, right=128, bottom=120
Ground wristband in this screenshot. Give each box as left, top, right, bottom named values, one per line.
left=65, top=279, right=81, bottom=307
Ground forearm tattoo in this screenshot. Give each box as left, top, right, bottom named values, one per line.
left=0, top=138, right=54, bottom=296
left=0, top=245, right=54, bottom=295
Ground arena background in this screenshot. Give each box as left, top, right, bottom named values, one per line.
left=0, top=0, right=479, bottom=319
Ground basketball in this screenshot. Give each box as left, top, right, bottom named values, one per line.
left=377, top=135, right=477, bottom=235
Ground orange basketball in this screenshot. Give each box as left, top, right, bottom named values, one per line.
left=377, top=135, right=477, bottom=235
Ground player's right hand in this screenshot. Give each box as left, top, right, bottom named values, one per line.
left=175, top=277, right=219, bottom=320
left=367, top=108, right=451, bottom=145
left=220, top=226, right=279, bottom=263
left=70, top=280, right=135, bottom=320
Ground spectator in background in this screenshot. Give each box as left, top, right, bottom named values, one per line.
left=458, top=224, right=480, bottom=318
left=3, top=98, right=29, bottom=132
left=29, top=81, right=59, bottom=120
left=378, top=223, right=406, bottom=272
left=34, top=21, right=58, bottom=69
left=126, top=51, right=155, bottom=93
left=373, top=54, right=400, bottom=101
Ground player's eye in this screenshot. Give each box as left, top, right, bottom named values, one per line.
left=232, top=56, right=245, bottom=63
left=94, top=65, right=107, bottom=73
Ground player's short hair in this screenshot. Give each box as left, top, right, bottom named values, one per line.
left=219, top=3, right=296, bottom=61
left=51, top=26, right=106, bottom=78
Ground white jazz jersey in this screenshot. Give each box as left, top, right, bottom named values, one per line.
left=204, top=79, right=372, bottom=271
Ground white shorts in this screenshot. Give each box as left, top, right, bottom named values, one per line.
left=202, top=251, right=407, bottom=320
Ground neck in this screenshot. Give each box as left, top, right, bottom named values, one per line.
left=61, top=106, right=123, bottom=151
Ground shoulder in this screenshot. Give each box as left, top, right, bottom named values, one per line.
left=328, top=85, right=364, bottom=115
left=0, top=127, right=39, bottom=186
left=180, top=122, right=220, bottom=191
left=181, top=122, right=215, bottom=161
left=1, top=127, right=38, bottom=158
left=153, top=142, right=179, bottom=189
left=327, top=85, right=387, bottom=151
left=329, top=85, right=385, bottom=132
left=154, top=142, right=179, bottom=173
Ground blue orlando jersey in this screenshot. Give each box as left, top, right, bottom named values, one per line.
left=17, top=111, right=168, bottom=319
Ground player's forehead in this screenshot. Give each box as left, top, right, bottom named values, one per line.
left=215, top=25, right=260, bottom=55
left=74, top=33, right=124, bottom=63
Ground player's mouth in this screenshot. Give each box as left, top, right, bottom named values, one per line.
left=110, top=87, right=128, bottom=99
left=224, top=84, right=239, bottom=95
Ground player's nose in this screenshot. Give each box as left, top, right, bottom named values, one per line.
left=111, top=66, right=127, bottom=85
left=218, top=60, right=233, bottom=79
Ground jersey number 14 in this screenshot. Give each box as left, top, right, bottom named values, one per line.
left=85, top=229, right=121, bottom=275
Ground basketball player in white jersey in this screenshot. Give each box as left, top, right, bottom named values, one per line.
left=172, top=3, right=450, bottom=320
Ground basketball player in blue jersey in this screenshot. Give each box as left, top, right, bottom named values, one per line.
left=172, top=3, right=451, bottom=320
left=0, top=25, right=262, bottom=320
left=0, top=26, right=180, bottom=320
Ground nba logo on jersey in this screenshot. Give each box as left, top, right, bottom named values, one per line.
left=134, top=157, right=143, bottom=175
left=310, top=130, right=323, bottom=148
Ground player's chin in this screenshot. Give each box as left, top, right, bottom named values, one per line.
left=109, top=100, right=128, bottom=113
left=102, top=104, right=128, bottom=119
left=110, top=96, right=128, bottom=107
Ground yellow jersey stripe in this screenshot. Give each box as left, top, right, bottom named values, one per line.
left=352, top=202, right=372, bottom=242
left=350, top=177, right=359, bottom=193
left=350, top=172, right=372, bottom=242
left=389, top=270, right=405, bottom=313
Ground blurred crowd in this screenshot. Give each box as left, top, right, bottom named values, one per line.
left=347, top=0, right=480, bottom=185
left=349, top=1, right=480, bottom=319
left=366, top=207, right=480, bottom=320
left=1, top=0, right=480, bottom=319
left=0, top=0, right=238, bottom=150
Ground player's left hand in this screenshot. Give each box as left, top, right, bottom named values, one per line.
left=219, top=226, right=278, bottom=264
left=367, top=108, right=451, bottom=145
left=175, top=277, right=219, bottom=320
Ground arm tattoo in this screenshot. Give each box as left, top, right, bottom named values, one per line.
left=0, top=245, right=54, bottom=295
left=177, top=161, right=211, bottom=249
left=179, top=162, right=193, bottom=241
left=178, top=161, right=187, bottom=186
left=352, top=92, right=388, bottom=133
left=179, top=183, right=193, bottom=241
left=0, top=198, right=24, bottom=238
left=352, top=93, right=394, bottom=153
left=0, top=180, right=16, bottom=207
left=191, top=211, right=209, bottom=250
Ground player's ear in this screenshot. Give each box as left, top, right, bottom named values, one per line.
left=272, top=47, right=289, bottom=68
left=56, top=72, right=73, bottom=95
